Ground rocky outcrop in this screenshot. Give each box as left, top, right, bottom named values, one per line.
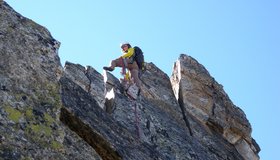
left=0, top=2, right=101, bottom=159
left=0, top=1, right=260, bottom=160
left=59, top=60, right=254, bottom=160
left=170, top=54, right=260, bottom=160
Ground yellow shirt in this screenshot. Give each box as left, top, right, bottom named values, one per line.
left=121, top=48, right=134, bottom=58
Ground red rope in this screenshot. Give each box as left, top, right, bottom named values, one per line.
left=120, top=60, right=140, bottom=138
left=134, top=101, right=140, bottom=138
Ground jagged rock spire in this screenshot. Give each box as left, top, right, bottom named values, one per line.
left=171, top=54, right=260, bottom=160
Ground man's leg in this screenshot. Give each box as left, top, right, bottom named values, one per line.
left=130, top=69, right=141, bottom=89
left=103, top=59, right=117, bottom=71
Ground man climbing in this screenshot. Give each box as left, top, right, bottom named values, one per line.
left=104, top=43, right=143, bottom=137
left=103, top=42, right=142, bottom=91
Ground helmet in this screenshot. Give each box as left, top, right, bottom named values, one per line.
left=120, top=42, right=131, bottom=48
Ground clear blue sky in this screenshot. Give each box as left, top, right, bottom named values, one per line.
left=5, top=1, right=280, bottom=159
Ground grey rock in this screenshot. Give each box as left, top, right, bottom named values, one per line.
left=60, top=76, right=166, bottom=160
left=0, top=2, right=101, bottom=159
left=63, top=61, right=106, bottom=108
left=171, top=54, right=260, bottom=160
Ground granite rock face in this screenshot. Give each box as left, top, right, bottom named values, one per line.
left=1, top=1, right=260, bottom=160
left=170, top=54, right=260, bottom=160
left=0, top=2, right=101, bottom=159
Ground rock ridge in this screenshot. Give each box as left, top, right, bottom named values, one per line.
left=0, top=1, right=260, bottom=160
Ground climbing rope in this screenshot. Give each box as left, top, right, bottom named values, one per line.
left=104, top=57, right=142, bottom=139
left=133, top=100, right=141, bottom=138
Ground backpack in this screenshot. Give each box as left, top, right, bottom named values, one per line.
left=133, top=46, right=144, bottom=70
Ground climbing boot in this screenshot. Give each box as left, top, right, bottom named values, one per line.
left=103, top=66, right=114, bottom=71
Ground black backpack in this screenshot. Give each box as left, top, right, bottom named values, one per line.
left=133, top=46, right=144, bottom=70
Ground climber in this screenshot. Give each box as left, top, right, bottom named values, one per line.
left=103, top=42, right=143, bottom=137
left=103, top=42, right=142, bottom=90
